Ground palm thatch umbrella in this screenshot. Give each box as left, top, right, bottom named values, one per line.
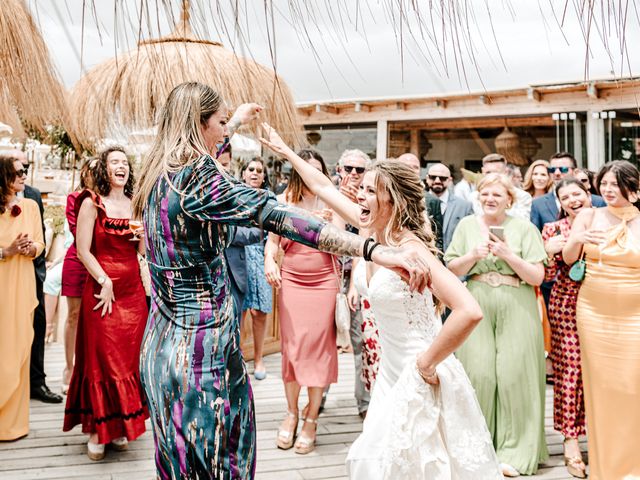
left=68, top=2, right=301, bottom=152
left=0, top=0, right=67, bottom=138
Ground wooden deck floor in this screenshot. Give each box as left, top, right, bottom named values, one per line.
left=0, top=342, right=583, bottom=479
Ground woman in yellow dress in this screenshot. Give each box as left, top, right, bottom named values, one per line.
left=564, top=160, right=640, bottom=480
left=0, top=154, right=45, bottom=441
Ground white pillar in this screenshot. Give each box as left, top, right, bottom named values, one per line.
left=586, top=111, right=605, bottom=171
left=573, top=118, right=583, bottom=168
left=376, top=120, right=388, bottom=160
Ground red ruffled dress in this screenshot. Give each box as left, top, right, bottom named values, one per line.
left=63, top=190, right=149, bottom=443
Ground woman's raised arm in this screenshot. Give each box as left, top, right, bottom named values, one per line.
left=259, top=123, right=361, bottom=226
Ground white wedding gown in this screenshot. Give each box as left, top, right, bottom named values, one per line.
left=347, top=263, right=503, bottom=480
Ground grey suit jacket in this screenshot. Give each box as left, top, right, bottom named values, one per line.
left=23, top=185, right=46, bottom=283
left=442, top=194, right=473, bottom=252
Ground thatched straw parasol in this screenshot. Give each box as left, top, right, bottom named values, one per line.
left=68, top=2, right=301, bottom=152
left=0, top=0, right=67, bottom=138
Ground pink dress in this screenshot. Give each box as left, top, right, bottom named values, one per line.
left=278, top=238, right=338, bottom=387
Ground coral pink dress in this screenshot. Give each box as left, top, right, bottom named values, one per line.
left=278, top=238, right=338, bottom=387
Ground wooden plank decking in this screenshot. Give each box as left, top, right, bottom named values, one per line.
left=0, top=342, right=582, bottom=479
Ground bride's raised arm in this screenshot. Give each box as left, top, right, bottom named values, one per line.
left=259, top=123, right=361, bottom=226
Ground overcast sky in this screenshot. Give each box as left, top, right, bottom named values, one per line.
left=30, top=1, right=640, bottom=102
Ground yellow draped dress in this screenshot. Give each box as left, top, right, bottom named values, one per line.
left=576, top=205, right=640, bottom=480
left=0, top=198, right=44, bottom=440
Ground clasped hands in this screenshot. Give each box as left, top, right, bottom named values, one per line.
left=5, top=233, right=35, bottom=257
left=473, top=233, right=512, bottom=261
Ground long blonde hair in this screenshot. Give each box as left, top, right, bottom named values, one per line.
left=132, top=82, right=224, bottom=218
left=373, top=161, right=437, bottom=256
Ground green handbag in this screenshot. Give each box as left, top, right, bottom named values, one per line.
left=568, top=252, right=586, bottom=282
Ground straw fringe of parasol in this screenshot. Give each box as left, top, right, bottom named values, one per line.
left=0, top=0, right=67, bottom=138
left=68, top=4, right=302, bottom=152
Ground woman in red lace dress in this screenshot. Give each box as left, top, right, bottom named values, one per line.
left=541, top=177, right=592, bottom=479
left=63, top=146, right=148, bottom=461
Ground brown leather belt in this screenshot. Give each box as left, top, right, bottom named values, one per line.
left=470, top=272, right=521, bottom=288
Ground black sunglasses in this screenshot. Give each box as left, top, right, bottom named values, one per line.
left=427, top=174, right=450, bottom=182
left=548, top=166, right=570, bottom=174
left=343, top=165, right=365, bottom=174
left=15, top=169, right=27, bottom=177
left=578, top=178, right=590, bottom=184
left=247, top=166, right=264, bottom=174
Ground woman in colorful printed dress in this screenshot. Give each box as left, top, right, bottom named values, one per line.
left=63, top=147, right=149, bottom=460
left=541, top=178, right=592, bottom=478
left=132, top=82, right=430, bottom=480
left=240, top=157, right=272, bottom=380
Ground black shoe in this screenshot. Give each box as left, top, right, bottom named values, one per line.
left=31, top=384, right=63, bottom=404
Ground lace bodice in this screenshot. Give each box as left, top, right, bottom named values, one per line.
left=354, top=262, right=441, bottom=347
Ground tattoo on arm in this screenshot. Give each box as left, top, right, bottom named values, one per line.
left=318, top=223, right=365, bottom=257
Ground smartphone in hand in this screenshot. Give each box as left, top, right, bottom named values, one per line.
left=489, top=225, right=505, bottom=242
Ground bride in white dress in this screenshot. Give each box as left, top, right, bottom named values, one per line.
left=260, top=125, right=503, bottom=479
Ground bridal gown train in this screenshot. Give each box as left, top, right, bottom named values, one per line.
left=346, top=262, right=502, bottom=480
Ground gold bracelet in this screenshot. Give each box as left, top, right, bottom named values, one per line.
left=416, top=362, right=437, bottom=382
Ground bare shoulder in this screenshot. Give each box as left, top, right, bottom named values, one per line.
left=79, top=196, right=97, bottom=216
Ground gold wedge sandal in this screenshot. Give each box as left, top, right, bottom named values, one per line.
left=294, top=417, right=318, bottom=455
left=276, top=411, right=298, bottom=450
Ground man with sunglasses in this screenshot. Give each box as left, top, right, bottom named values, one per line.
left=337, top=149, right=370, bottom=202
left=9, top=150, right=63, bottom=404
left=530, top=152, right=605, bottom=232
left=426, top=163, right=473, bottom=252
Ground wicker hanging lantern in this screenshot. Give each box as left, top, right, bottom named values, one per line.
left=494, top=126, right=527, bottom=166
left=68, top=1, right=301, bottom=152
left=519, top=130, right=542, bottom=161
left=0, top=0, right=67, bottom=138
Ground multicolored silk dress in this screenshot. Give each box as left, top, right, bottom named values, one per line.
left=140, top=155, right=327, bottom=479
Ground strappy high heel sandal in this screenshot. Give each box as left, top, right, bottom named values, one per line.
left=564, top=439, right=587, bottom=478
left=294, top=417, right=317, bottom=455
left=276, top=411, right=298, bottom=450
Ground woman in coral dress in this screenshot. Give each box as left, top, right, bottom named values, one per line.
left=0, top=155, right=45, bottom=441
left=564, top=160, right=640, bottom=480
left=63, top=147, right=148, bottom=460
left=265, top=149, right=344, bottom=455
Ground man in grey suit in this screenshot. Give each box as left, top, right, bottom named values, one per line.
left=426, top=163, right=473, bottom=252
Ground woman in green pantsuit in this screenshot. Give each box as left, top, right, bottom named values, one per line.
left=444, top=173, right=548, bottom=477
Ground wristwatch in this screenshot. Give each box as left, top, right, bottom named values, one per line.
left=97, top=275, right=107, bottom=285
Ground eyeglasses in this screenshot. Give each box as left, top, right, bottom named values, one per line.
left=343, top=165, right=365, bottom=174
left=427, top=175, right=450, bottom=182
left=247, top=166, right=264, bottom=174
left=548, top=166, right=570, bottom=174
left=15, top=169, right=27, bottom=177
